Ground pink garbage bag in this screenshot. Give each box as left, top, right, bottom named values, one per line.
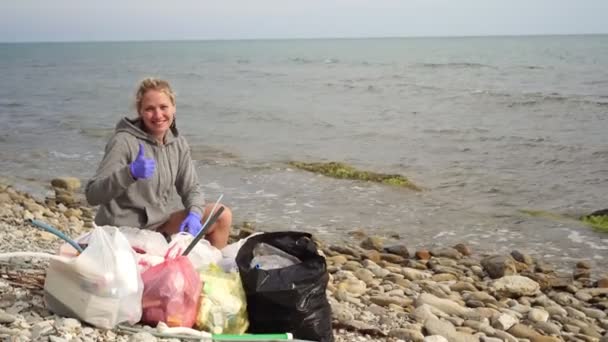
left=140, top=246, right=202, bottom=328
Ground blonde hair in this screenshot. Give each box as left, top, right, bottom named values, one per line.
left=135, top=78, right=176, bottom=112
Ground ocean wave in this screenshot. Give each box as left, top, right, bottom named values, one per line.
left=49, top=151, right=82, bottom=160
left=288, top=57, right=313, bottom=64
left=287, top=57, right=339, bottom=65
left=419, top=62, right=494, bottom=69
left=519, top=65, right=546, bottom=70
left=0, top=101, right=24, bottom=108
left=583, top=80, right=608, bottom=85
left=591, top=150, right=608, bottom=157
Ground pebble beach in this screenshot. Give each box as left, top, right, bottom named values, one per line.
left=1, top=179, right=608, bottom=342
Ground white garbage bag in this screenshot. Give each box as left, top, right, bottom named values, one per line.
left=44, top=226, right=143, bottom=329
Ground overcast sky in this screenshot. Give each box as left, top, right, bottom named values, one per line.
left=1, top=0, right=607, bottom=42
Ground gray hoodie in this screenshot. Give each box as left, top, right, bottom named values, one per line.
left=85, top=117, right=204, bottom=230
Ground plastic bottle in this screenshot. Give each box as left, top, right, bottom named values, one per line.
left=250, top=243, right=301, bottom=270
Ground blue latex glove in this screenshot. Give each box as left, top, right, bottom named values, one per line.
left=179, top=211, right=203, bottom=236
left=130, top=143, right=156, bottom=179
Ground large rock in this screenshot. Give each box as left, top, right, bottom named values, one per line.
left=424, top=318, right=480, bottom=342
left=51, top=177, right=81, bottom=191
left=491, top=275, right=540, bottom=298
left=361, top=236, right=384, bottom=251
left=384, top=244, right=410, bottom=258
left=415, top=293, right=473, bottom=318
left=481, top=255, right=517, bottom=279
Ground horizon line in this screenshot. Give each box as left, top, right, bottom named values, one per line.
left=1, top=32, right=607, bottom=44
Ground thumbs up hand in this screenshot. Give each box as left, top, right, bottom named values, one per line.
left=130, top=143, right=156, bottom=180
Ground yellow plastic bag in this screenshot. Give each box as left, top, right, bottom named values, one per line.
left=196, top=264, right=249, bottom=334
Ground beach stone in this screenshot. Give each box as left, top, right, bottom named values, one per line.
left=463, top=291, right=497, bottom=305
left=413, top=304, right=441, bottom=322
left=354, top=268, right=375, bottom=284
left=342, top=320, right=385, bottom=336
left=361, top=236, right=383, bottom=251
left=362, top=250, right=382, bottom=263
left=552, top=292, right=581, bottom=307
left=55, top=317, right=81, bottom=331
left=381, top=253, right=406, bottom=264
left=545, top=305, right=568, bottom=317
left=0, top=310, right=16, bottom=324
left=328, top=255, right=348, bottom=265
left=369, top=266, right=390, bottom=278
left=416, top=249, right=432, bottom=260
left=548, top=274, right=573, bottom=289
left=332, top=303, right=355, bottom=323
left=479, top=337, right=502, bottom=342
left=416, top=293, right=472, bottom=318
left=432, top=273, right=458, bottom=282
left=507, top=323, right=541, bottom=339
left=528, top=308, right=550, bottom=322
left=580, top=325, right=603, bottom=338
left=330, top=245, right=361, bottom=258
left=384, top=244, right=410, bottom=258
left=534, top=321, right=561, bottom=335
left=451, top=282, right=478, bottom=292
left=51, top=177, right=81, bottom=191
left=576, top=260, right=593, bottom=269
left=581, top=307, right=607, bottom=320
left=511, top=250, right=534, bottom=265
left=574, top=268, right=592, bottom=280
left=129, top=332, right=157, bottom=342
left=481, top=255, right=517, bottom=279
left=530, top=337, right=562, bottom=342
left=597, top=278, right=608, bottom=288
left=564, top=324, right=581, bottom=333
left=49, top=337, right=68, bottom=342
left=453, top=243, right=472, bottom=256
left=535, top=261, right=555, bottom=274
left=389, top=328, right=424, bottom=341
left=55, top=189, right=76, bottom=206
left=424, top=336, right=449, bottom=342
left=463, top=320, right=496, bottom=336
left=491, top=275, right=540, bottom=298
left=31, top=321, right=54, bottom=339
left=424, top=318, right=479, bottom=342
left=492, top=330, right=519, bottom=342
left=348, top=229, right=367, bottom=240
left=431, top=247, right=462, bottom=259
left=403, top=268, right=431, bottom=281
left=338, top=279, right=367, bottom=297
left=492, top=313, right=518, bottom=330
left=370, top=295, right=412, bottom=308
left=0, top=193, right=11, bottom=204
left=342, top=261, right=363, bottom=272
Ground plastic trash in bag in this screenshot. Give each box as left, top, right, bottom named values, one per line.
left=250, top=242, right=302, bottom=270
left=218, top=232, right=263, bottom=272
left=141, top=245, right=202, bottom=328
left=118, top=226, right=168, bottom=256
left=169, top=233, right=222, bottom=270
left=115, top=228, right=222, bottom=272
left=196, top=263, right=249, bottom=334
left=236, top=232, right=334, bottom=342
left=44, top=226, right=143, bottom=329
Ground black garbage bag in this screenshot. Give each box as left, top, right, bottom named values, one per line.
left=236, top=231, right=334, bottom=342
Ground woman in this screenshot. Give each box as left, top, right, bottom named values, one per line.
left=85, top=78, right=232, bottom=248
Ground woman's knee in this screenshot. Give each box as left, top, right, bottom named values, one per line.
left=204, top=203, right=232, bottom=231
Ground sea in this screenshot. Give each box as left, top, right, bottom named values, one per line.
left=1, top=35, right=607, bottom=270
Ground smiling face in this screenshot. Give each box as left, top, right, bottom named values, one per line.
left=138, top=89, right=176, bottom=142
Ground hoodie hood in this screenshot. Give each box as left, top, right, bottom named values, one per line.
left=115, top=116, right=179, bottom=144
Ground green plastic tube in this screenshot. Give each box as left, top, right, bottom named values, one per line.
left=212, top=333, right=293, bottom=340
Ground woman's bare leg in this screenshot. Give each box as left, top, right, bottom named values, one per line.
left=157, top=203, right=232, bottom=249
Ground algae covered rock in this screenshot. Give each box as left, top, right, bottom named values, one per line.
left=289, top=161, right=420, bottom=190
